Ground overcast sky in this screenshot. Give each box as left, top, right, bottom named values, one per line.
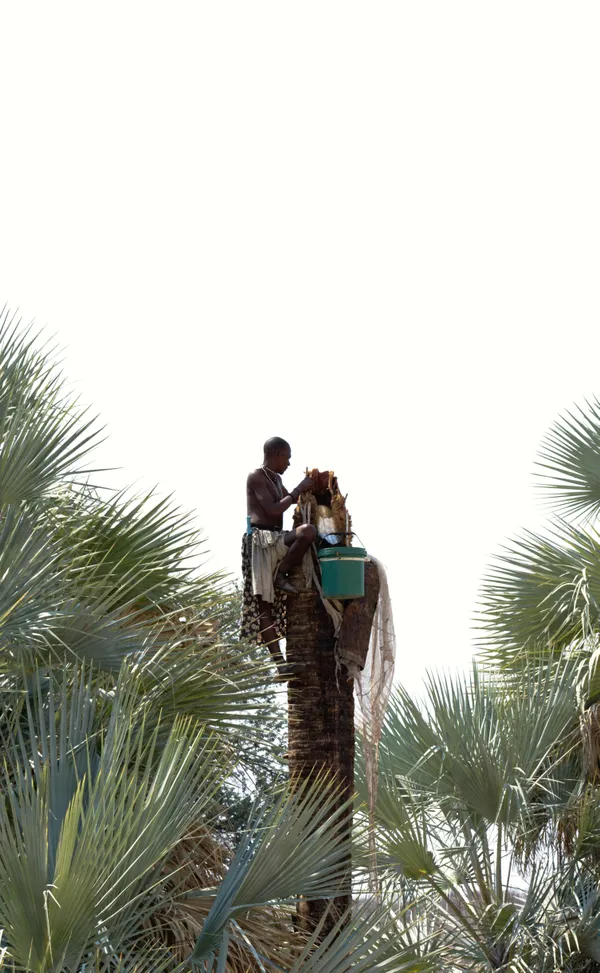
left=2, top=2, right=600, bottom=692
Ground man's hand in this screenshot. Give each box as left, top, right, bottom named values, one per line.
left=289, top=477, right=314, bottom=503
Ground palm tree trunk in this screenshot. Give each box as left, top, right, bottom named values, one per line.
left=286, top=558, right=380, bottom=933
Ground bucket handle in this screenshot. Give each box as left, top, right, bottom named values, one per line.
left=325, top=530, right=367, bottom=550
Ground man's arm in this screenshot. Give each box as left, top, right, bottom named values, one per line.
left=248, top=473, right=313, bottom=518
left=248, top=473, right=295, bottom=518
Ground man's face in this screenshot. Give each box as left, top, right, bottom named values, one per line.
left=273, top=447, right=291, bottom=474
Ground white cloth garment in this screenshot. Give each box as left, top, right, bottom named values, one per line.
left=355, top=556, right=396, bottom=893
left=251, top=529, right=288, bottom=604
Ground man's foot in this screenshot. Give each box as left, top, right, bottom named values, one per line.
left=268, top=648, right=287, bottom=671
left=274, top=661, right=299, bottom=682
left=274, top=572, right=298, bottom=594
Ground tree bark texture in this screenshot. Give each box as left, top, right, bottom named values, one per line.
left=286, top=557, right=380, bottom=933
left=286, top=562, right=354, bottom=932
left=336, top=560, right=381, bottom=675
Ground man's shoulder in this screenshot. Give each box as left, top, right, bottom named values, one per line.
left=247, top=469, right=262, bottom=486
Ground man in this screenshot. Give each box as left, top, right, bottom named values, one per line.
left=241, top=437, right=316, bottom=674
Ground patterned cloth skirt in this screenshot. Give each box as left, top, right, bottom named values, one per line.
left=240, top=533, right=287, bottom=643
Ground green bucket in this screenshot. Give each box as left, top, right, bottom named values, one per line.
left=317, top=546, right=367, bottom=600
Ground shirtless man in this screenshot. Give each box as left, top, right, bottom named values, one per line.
left=241, top=437, right=316, bottom=672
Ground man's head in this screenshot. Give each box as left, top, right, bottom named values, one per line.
left=263, top=436, right=291, bottom=474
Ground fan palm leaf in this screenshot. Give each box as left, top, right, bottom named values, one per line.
left=356, top=659, right=600, bottom=970
left=133, top=633, right=274, bottom=742
left=0, top=664, right=227, bottom=972
left=223, top=904, right=432, bottom=973
left=144, top=831, right=304, bottom=973
left=0, top=308, right=103, bottom=505
left=535, top=396, right=600, bottom=521
left=373, top=665, right=577, bottom=829
left=476, top=519, right=600, bottom=667
left=0, top=503, right=167, bottom=673
left=0, top=496, right=231, bottom=675
left=0, top=506, right=65, bottom=660
left=44, top=486, right=221, bottom=612
left=37, top=600, right=145, bottom=671
left=288, top=906, right=433, bottom=973
left=189, top=776, right=353, bottom=965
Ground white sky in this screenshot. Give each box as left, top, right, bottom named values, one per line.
left=2, top=3, right=600, bottom=692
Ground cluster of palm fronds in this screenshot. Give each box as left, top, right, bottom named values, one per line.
left=351, top=396, right=600, bottom=970
left=477, top=399, right=600, bottom=678
left=14, top=301, right=600, bottom=972
left=359, top=666, right=595, bottom=970
left=0, top=308, right=427, bottom=972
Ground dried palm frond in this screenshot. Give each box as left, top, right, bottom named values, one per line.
left=143, top=819, right=317, bottom=970
left=188, top=776, right=353, bottom=967
left=143, top=827, right=301, bottom=971
left=294, top=468, right=353, bottom=546
left=581, top=703, right=600, bottom=781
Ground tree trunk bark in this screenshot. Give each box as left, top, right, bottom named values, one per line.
left=286, top=563, right=354, bottom=932
left=286, top=557, right=380, bottom=934
left=337, top=560, right=381, bottom=675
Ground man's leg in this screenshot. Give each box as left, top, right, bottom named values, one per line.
left=275, top=524, right=318, bottom=591
left=259, top=599, right=287, bottom=672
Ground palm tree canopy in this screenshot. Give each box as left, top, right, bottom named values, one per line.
left=0, top=311, right=419, bottom=972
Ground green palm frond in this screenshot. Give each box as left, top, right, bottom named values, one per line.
left=0, top=308, right=103, bottom=505
left=0, top=497, right=230, bottom=674
left=0, top=506, right=64, bottom=659
left=10, top=485, right=231, bottom=673
left=45, top=486, right=222, bottom=611
left=370, top=665, right=577, bottom=837
left=134, top=633, right=274, bottom=741
left=189, top=776, right=353, bottom=964
left=197, top=905, right=435, bottom=973
left=0, top=504, right=152, bottom=673
left=354, top=659, right=600, bottom=970
left=535, top=397, right=600, bottom=521
left=367, top=788, right=571, bottom=970
left=74, top=943, right=179, bottom=971
left=39, top=600, right=145, bottom=671
left=375, top=784, right=438, bottom=881
left=146, top=846, right=302, bottom=972
left=476, top=519, right=600, bottom=666
left=564, top=871, right=600, bottom=962
left=0, top=664, right=226, bottom=972
left=287, top=903, right=432, bottom=973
